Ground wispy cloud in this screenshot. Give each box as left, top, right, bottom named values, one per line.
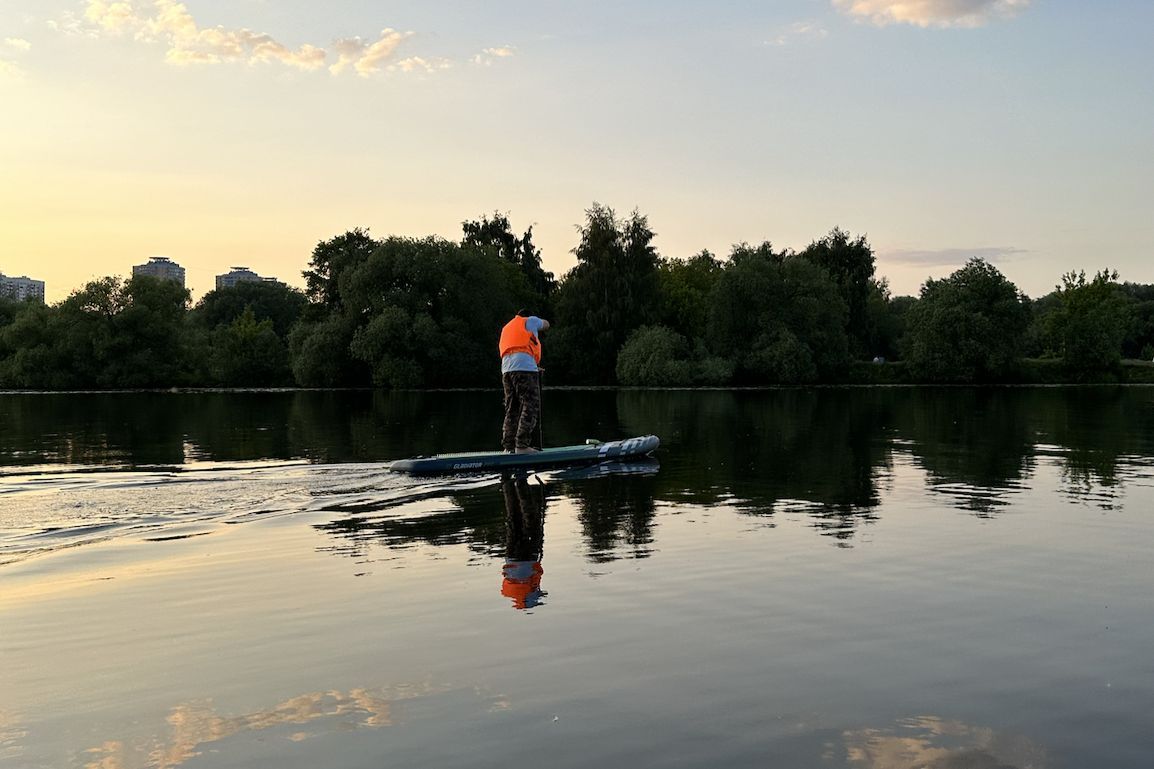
left=833, top=0, right=1031, bottom=28
left=69, top=0, right=491, bottom=76
left=393, top=56, right=453, bottom=74
left=880, top=246, right=1027, bottom=266
left=1, top=36, right=31, bottom=77
left=472, top=46, right=515, bottom=66
left=766, top=21, right=829, bottom=46
left=329, top=29, right=413, bottom=76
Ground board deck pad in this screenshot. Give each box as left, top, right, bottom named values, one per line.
left=389, top=435, right=660, bottom=475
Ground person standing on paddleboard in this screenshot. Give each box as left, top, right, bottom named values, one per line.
left=499, top=312, right=550, bottom=453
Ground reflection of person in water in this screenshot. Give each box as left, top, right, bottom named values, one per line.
left=500, top=473, right=546, bottom=610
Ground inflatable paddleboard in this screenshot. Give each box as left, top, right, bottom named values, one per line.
left=389, top=435, right=660, bottom=475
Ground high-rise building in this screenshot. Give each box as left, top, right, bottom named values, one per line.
left=132, top=256, right=186, bottom=288
left=0, top=273, right=46, bottom=302
left=215, top=266, right=278, bottom=291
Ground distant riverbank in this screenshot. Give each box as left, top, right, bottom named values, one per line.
left=845, top=358, right=1154, bottom=386
left=4, top=368, right=1154, bottom=396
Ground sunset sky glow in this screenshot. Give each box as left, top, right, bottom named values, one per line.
left=1, top=0, right=1152, bottom=302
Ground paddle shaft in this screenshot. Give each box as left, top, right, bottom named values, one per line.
left=535, top=370, right=544, bottom=449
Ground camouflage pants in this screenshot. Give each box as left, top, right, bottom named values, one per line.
left=501, top=371, right=541, bottom=450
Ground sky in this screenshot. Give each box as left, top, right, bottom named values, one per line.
left=1, top=0, right=1152, bottom=303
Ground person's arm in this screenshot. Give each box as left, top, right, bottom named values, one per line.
left=539, top=319, right=550, bottom=332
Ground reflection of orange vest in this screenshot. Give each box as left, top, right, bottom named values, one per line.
left=499, top=316, right=541, bottom=364
left=501, top=561, right=544, bottom=610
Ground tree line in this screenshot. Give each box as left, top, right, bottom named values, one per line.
left=2, top=204, right=1153, bottom=389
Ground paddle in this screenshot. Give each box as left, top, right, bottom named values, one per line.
left=535, top=368, right=544, bottom=450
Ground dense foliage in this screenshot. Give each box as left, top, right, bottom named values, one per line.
left=2, top=206, right=1153, bottom=390
left=903, top=258, right=1031, bottom=382
left=551, top=205, right=661, bottom=384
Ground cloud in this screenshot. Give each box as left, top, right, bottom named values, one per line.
left=330, top=29, right=412, bottom=76
left=85, top=0, right=139, bottom=33
left=471, top=45, right=515, bottom=66
left=81, top=0, right=327, bottom=70
left=766, top=21, right=829, bottom=46
left=1, top=37, right=31, bottom=77
left=391, top=56, right=453, bottom=74
left=880, top=246, right=1027, bottom=266
left=47, top=12, right=97, bottom=38
left=71, top=1, right=478, bottom=76
left=833, top=0, right=1031, bottom=28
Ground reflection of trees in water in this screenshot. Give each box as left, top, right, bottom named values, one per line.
left=285, top=389, right=630, bottom=466
left=7, top=387, right=1154, bottom=549
left=179, top=392, right=296, bottom=461
left=314, top=484, right=509, bottom=562
left=894, top=389, right=1036, bottom=516
left=310, top=387, right=1154, bottom=559
left=285, top=390, right=503, bottom=464
left=569, top=472, right=659, bottom=562
left=0, top=393, right=188, bottom=466
left=313, top=470, right=661, bottom=568
left=1031, top=387, right=1154, bottom=504
left=617, top=389, right=890, bottom=542
left=838, top=715, right=1046, bottom=769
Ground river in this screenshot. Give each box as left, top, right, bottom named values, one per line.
left=1, top=387, right=1152, bottom=768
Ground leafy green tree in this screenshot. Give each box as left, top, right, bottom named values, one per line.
left=327, top=236, right=533, bottom=388
left=707, top=243, right=849, bottom=383
left=0, top=301, right=61, bottom=388
left=39, top=276, right=127, bottom=387
left=553, top=204, right=661, bottom=384
left=0, top=276, right=193, bottom=389
left=302, top=228, right=379, bottom=310
left=1046, top=270, right=1129, bottom=372
left=210, top=307, right=291, bottom=386
left=192, top=281, right=307, bottom=339
left=799, top=228, right=876, bottom=357
left=616, top=325, right=692, bottom=386
left=291, top=229, right=381, bottom=386
left=290, top=313, right=364, bottom=387
left=615, top=324, right=734, bottom=386
left=866, top=282, right=915, bottom=361
left=1119, top=282, right=1154, bottom=360
left=0, top=297, right=22, bottom=329
left=656, top=250, right=722, bottom=342
left=903, top=258, right=1030, bottom=382
left=1024, top=291, right=1064, bottom=358
left=462, top=212, right=556, bottom=313
left=103, top=276, right=193, bottom=388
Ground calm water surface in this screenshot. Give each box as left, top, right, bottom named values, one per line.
left=1, top=388, right=1153, bottom=768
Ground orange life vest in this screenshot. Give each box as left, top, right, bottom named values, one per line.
left=498, top=316, right=542, bottom=364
